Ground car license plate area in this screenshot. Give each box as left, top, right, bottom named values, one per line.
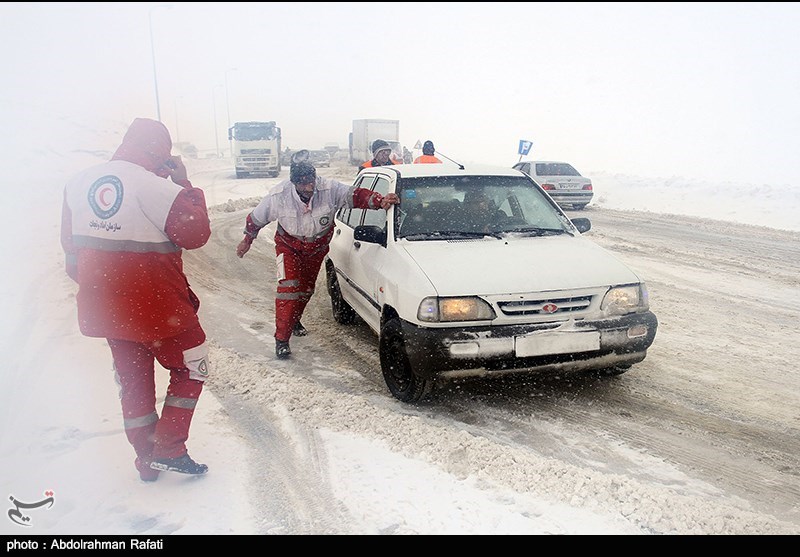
left=515, top=330, right=600, bottom=357
left=558, top=182, right=582, bottom=189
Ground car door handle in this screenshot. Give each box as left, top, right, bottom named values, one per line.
left=335, top=228, right=341, bottom=235
left=353, top=241, right=361, bottom=250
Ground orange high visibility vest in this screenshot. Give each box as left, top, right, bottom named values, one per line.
left=413, top=155, right=442, bottom=164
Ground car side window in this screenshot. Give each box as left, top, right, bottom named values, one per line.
left=362, top=177, right=391, bottom=228
left=344, top=174, right=377, bottom=227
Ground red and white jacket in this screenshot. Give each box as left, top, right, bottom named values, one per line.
left=61, top=160, right=210, bottom=342
left=244, top=176, right=387, bottom=248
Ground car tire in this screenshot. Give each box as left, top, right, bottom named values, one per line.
left=379, top=318, right=433, bottom=403
left=573, top=203, right=588, bottom=210
left=326, top=264, right=356, bottom=325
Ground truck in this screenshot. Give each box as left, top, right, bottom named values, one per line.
left=228, top=121, right=282, bottom=178
left=349, top=119, right=401, bottom=166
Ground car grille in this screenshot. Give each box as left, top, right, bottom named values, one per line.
left=497, top=294, right=593, bottom=316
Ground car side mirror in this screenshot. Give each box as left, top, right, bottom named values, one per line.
left=571, top=217, right=591, bottom=234
left=354, top=225, right=386, bottom=245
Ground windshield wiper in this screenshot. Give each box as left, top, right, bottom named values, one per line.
left=505, top=226, right=568, bottom=236
left=401, top=230, right=503, bottom=240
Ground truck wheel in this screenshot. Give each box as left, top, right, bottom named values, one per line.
left=379, top=318, right=433, bottom=403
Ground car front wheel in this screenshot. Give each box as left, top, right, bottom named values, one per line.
left=379, top=318, right=433, bottom=403
left=326, top=264, right=356, bottom=325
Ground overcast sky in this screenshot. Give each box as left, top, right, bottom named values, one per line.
left=2, top=2, right=799, bottom=185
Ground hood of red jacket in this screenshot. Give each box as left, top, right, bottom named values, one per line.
left=111, top=118, right=173, bottom=177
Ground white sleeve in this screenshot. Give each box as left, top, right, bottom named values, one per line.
left=326, top=177, right=356, bottom=209
left=251, top=182, right=288, bottom=226
left=251, top=197, right=273, bottom=227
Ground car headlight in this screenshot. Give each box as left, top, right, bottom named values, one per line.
left=417, top=296, right=496, bottom=322
left=600, top=284, right=649, bottom=316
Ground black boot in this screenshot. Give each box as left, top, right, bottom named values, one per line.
left=292, top=322, right=308, bottom=336
left=276, top=339, right=291, bottom=359
left=150, top=453, right=208, bottom=475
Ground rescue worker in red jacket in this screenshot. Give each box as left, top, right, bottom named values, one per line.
left=358, top=139, right=400, bottom=172
left=414, top=140, right=443, bottom=164
left=61, top=118, right=212, bottom=481
left=236, top=150, right=400, bottom=359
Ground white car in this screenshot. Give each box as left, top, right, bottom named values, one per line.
left=309, top=149, right=331, bottom=167
left=512, top=160, right=593, bottom=210
left=325, top=164, right=657, bottom=403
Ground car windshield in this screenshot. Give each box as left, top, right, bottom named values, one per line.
left=395, top=175, right=571, bottom=240
left=535, top=163, right=580, bottom=176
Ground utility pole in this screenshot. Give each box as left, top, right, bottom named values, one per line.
left=148, top=4, right=172, bottom=121
left=224, top=67, right=237, bottom=157
left=212, top=84, right=223, bottom=158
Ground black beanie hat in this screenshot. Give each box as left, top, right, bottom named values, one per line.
left=290, top=161, right=316, bottom=184
left=371, top=139, right=391, bottom=155
left=422, top=140, right=435, bottom=155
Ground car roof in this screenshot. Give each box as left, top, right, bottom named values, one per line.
left=518, top=160, right=570, bottom=165
left=362, top=163, right=526, bottom=179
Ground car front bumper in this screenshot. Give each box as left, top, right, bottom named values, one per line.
left=399, top=311, right=658, bottom=379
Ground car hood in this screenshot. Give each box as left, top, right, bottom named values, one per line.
left=399, top=235, right=641, bottom=296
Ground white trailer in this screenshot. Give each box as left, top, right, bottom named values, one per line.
left=349, top=119, right=401, bottom=165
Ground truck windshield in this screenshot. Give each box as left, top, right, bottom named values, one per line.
left=234, top=125, right=278, bottom=141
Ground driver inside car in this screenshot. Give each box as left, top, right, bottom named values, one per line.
left=458, top=192, right=508, bottom=233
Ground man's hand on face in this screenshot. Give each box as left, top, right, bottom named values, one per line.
left=166, top=155, right=188, bottom=183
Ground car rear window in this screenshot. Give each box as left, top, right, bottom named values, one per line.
left=535, top=163, right=580, bottom=176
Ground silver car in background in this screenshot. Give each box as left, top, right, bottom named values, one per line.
left=513, top=160, right=593, bottom=210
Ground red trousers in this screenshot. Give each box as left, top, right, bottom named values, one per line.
left=107, top=324, right=207, bottom=463
left=274, top=230, right=330, bottom=342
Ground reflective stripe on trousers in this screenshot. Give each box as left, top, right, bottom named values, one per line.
left=108, top=324, right=206, bottom=460
left=274, top=233, right=329, bottom=342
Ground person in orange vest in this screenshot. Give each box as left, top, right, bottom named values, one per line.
left=358, top=139, right=399, bottom=172
left=414, top=140, right=443, bottom=164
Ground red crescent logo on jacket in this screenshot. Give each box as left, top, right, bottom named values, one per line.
left=88, top=175, right=124, bottom=219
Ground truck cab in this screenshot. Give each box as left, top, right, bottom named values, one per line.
left=228, top=121, right=282, bottom=178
